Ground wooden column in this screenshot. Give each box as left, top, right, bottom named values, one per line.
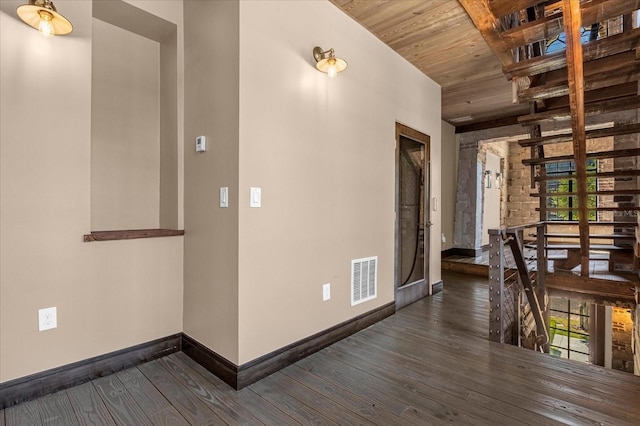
left=563, top=0, right=590, bottom=276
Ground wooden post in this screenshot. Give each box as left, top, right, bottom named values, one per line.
left=562, top=0, right=590, bottom=276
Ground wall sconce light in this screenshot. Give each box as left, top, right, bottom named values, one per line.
left=485, top=170, right=492, bottom=189
left=17, top=0, right=73, bottom=37
left=495, top=171, right=503, bottom=189
left=313, top=46, right=347, bottom=78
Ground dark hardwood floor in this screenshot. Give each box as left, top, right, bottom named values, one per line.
left=2, top=270, right=639, bottom=425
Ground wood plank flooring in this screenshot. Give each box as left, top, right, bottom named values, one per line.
left=2, top=270, right=639, bottom=425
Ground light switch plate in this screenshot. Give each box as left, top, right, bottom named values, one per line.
left=220, top=187, right=228, bottom=208
left=250, top=187, right=261, bottom=207
left=323, top=283, right=331, bottom=301
left=196, top=135, right=206, bottom=152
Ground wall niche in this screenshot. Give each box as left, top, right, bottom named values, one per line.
left=90, top=0, right=178, bottom=233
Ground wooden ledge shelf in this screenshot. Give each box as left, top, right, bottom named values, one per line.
left=84, top=229, right=184, bottom=242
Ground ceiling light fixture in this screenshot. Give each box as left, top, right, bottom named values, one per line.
left=17, top=0, right=73, bottom=37
left=313, top=46, right=347, bottom=78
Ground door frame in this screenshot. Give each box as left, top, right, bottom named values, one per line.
left=395, top=122, right=431, bottom=309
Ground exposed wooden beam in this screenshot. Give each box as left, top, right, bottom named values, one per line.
left=518, top=95, right=640, bottom=125
left=534, top=169, right=640, bottom=181
left=539, top=206, right=640, bottom=212
left=457, top=0, right=515, bottom=66
left=546, top=274, right=636, bottom=306
left=546, top=220, right=638, bottom=226
left=532, top=189, right=640, bottom=197
left=544, top=233, right=635, bottom=239
left=503, top=27, right=640, bottom=79
left=522, top=147, right=640, bottom=165
left=454, top=114, right=521, bottom=134
left=518, top=122, right=640, bottom=147
left=519, top=53, right=640, bottom=101
left=487, top=0, right=548, bottom=20
left=563, top=0, right=588, bottom=276
left=542, top=82, right=638, bottom=110
left=500, top=0, right=640, bottom=50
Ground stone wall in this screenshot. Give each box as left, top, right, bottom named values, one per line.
left=612, top=307, right=634, bottom=373
left=635, top=290, right=640, bottom=376
left=506, top=142, right=538, bottom=227
left=453, top=137, right=482, bottom=251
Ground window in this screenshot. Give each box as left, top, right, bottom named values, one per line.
left=549, top=297, right=590, bottom=362
left=546, top=26, right=599, bottom=53
left=546, top=160, right=597, bottom=221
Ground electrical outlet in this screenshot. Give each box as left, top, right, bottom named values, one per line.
left=38, top=307, right=57, bottom=331
left=323, top=283, right=331, bottom=301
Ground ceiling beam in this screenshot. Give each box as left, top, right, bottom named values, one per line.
left=501, top=0, right=640, bottom=50
left=519, top=53, right=640, bottom=101
left=518, top=122, right=640, bottom=147
left=503, top=27, right=640, bottom=80
left=542, top=82, right=638, bottom=110
left=562, top=0, right=589, bottom=276
left=454, top=114, right=521, bottom=134
left=518, top=94, right=640, bottom=125
left=457, top=0, right=515, bottom=66
left=487, top=0, right=549, bottom=20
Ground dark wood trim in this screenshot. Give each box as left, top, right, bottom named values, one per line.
left=441, top=259, right=489, bottom=277
left=0, top=334, right=181, bottom=409
left=454, top=114, right=521, bottom=134
left=84, top=229, right=185, bottom=242
left=535, top=169, right=640, bottom=182
left=441, top=248, right=457, bottom=258
left=431, top=280, right=444, bottom=295
left=522, top=148, right=640, bottom=166
left=546, top=220, right=638, bottom=227
left=181, top=334, right=238, bottom=389
left=183, top=302, right=396, bottom=390
left=445, top=247, right=482, bottom=257
left=532, top=189, right=640, bottom=197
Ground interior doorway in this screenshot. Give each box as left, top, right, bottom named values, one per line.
left=395, top=123, right=430, bottom=309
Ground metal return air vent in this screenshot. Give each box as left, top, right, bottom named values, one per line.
left=351, top=256, right=377, bottom=306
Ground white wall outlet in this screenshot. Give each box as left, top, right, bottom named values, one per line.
left=323, top=283, right=331, bottom=301
left=442, top=233, right=446, bottom=244
left=196, top=135, right=206, bottom=152
left=38, top=307, right=57, bottom=331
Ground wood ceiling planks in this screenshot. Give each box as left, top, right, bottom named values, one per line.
left=330, top=0, right=517, bottom=125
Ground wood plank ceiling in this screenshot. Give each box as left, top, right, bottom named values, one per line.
left=330, top=0, right=528, bottom=128
left=330, top=0, right=640, bottom=132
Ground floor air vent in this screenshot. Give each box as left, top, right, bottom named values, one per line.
left=351, top=256, right=377, bottom=306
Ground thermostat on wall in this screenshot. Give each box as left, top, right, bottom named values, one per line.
left=196, top=135, right=206, bottom=152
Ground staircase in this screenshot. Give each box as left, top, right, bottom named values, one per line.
left=508, top=2, right=640, bottom=283
left=478, top=1, right=640, bottom=352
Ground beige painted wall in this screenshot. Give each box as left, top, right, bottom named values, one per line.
left=482, top=152, right=502, bottom=246
left=1, top=0, right=443, bottom=380
left=441, top=121, right=458, bottom=251
left=236, top=0, right=442, bottom=364
left=183, top=0, right=240, bottom=363
left=0, top=0, right=184, bottom=382
left=91, top=18, right=161, bottom=230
